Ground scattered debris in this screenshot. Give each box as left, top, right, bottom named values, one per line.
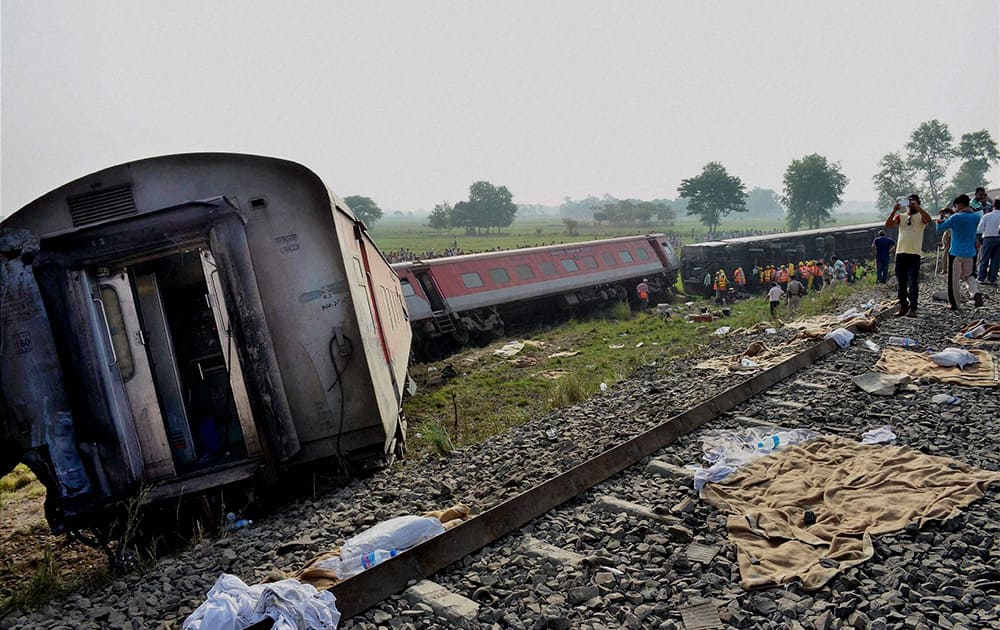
left=931, top=394, right=961, bottom=405
left=713, top=326, right=731, bottom=336
left=823, top=327, right=854, bottom=349
left=852, top=371, right=912, bottom=396
left=494, top=340, right=525, bottom=358
left=547, top=351, right=580, bottom=359
left=860, top=425, right=896, bottom=444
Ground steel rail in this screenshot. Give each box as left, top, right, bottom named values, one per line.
left=330, top=309, right=890, bottom=619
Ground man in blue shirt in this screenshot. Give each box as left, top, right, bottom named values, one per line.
left=936, top=194, right=983, bottom=310
left=870, top=231, right=896, bottom=283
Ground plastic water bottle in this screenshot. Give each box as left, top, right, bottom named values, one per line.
left=963, top=324, right=986, bottom=339
left=887, top=336, right=918, bottom=347
left=226, top=513, right=252, bottom=530
left=864, top=340, right=880, bottom=352
left=336, top=549, right=400, bottom=579
left=931, top=394, right=960, bottom=405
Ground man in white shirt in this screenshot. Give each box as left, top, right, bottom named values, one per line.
left=978, top=199, right=1000, bottom=284
left=767, top=282, right=784, bottom=319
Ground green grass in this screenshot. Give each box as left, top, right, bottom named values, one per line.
left=0, top=464, right=35, bottom=493
left=1, top=552, right=111, bottom=615
left=368, top=215, right=877, bottom=254
left=403, top=279, right=875, bottom=460
left=419, top=420, right=455, bottom=456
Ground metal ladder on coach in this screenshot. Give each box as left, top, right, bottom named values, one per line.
left=432, top=310, right=456, bottom=333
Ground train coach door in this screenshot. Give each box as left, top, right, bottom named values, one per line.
left=413, top=269, right=446, bottom=312
left=95, top=271, right=176, bottom=480
left=199, top=249, right=261, bottom=457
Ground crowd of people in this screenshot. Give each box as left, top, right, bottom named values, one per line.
left=882, top=188, right=998, bottom=317
left=703, top=257, right=871, bottom=312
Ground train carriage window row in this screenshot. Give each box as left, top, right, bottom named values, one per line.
left=561, top=259, right=579, bottom=272
left=539, top=261, right=557, bottom=276
left=636, top=248, right=649, bottom=260
left=602, top=253, right=617, bottom=266
left=619, top=251, right=633, bottom=263
left=582, top=256, right=598, bottom=270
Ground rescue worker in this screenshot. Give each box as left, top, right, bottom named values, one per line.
left=800, top=261, right=813, bottom=292
left=750, top=264, right=761, bottom=293
left=776, top=264, right=789, bottom=290
left=635, top=278, right=650, bottom=311
left=714, top=269, right=729, bottom=304
left=733, top=266, right=746, bottom=295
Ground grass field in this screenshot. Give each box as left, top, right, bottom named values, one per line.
left=402, top=277, right=874, bottom=460
left=369, top=214, right=877, bottom=255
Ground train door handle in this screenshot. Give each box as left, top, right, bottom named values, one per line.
left=197, top=362, right=205, bottom=381
left=92, top=297, right=118, bottom=368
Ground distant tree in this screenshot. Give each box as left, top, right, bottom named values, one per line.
left=562, top=217, right=580, bottom=236
left=781, top=154, right=848, bottom=230
left=873, top=152, right=918, bottom=210
left=905, top=120, right=954, bottom=211
left=427, top=202, right=452, bottom=232
left=560, top=194, right=617, bottom=218
left=676, top=162, right=748, bottom=234
left=746, top=187, right=784, bottom=217
left=655, top=202, right=676, bottom=226
left=949, top=129, right=999, bottom=197
left=343, top=195, right=384, bottom=227
left=451, top=181, right=518, bottom=234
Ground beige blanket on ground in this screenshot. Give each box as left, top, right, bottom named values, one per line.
left=875, top=346, right=999, bottom=387
left=695, top=340, right=809, bottom=373
left=701, top=436, right=1000, bottom=590
left=951, top=320, right=1000, bottom=346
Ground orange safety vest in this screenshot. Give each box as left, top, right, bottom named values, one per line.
left=777, top=268, right=788, bottom=283
left=733, top=268, right=745, bottom=285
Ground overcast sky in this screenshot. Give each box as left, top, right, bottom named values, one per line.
left=2, top=1, right=998, bottom=217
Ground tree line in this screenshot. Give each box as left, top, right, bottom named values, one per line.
left=346, top=120, right=996, bottom=236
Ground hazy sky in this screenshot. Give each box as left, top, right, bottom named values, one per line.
left=2, top=1, right=998, bottom=217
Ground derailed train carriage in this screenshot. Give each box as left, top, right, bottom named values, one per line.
left=678, top=221, right=931, bottom=294
left=0, top=153, right=411, bottom=533
left=393, top=234, right=680, bottom=354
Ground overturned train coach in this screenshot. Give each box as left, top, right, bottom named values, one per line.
left=0, top=153, right=411, bottom=532
left=392, top=234, right=680, bottom=353
left=678, top=221, right=931, bottom=294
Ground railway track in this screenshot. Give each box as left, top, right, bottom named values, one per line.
left=326, top=283, right=1000, bottom=629
left=7, top=277, right=999, bottom=629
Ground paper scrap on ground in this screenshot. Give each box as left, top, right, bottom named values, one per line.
left=547, top=351, right=580, bottom=358
left=876, top=347, right=999, bottom=387
left=700, top=436, right=1000, bottom=590
left=493, top=340, right=525, bottom=358
left=860, top=425, right=896, bottom=444
left=852, top=371, right=912, bottom=396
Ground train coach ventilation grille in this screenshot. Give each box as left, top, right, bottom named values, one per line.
left=67, top=185, right=138, bottom=227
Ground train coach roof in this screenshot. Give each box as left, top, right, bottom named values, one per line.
left=686, top=222, right=883, bottom=248
left=1, top=152, right=356, bottom=236
left=391, top=233, right=667, bottom=269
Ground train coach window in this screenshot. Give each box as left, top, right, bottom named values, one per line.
left=601, top=253, right=616, bottom=266
left=539, top=261, right=557, bottom=276
left=582, top=256, right=598, bottom=269
left=461, top=272, right=484, bottom=288
left=489, top=268, right=511, bottom=284
left=636, top=248, right=649, bottom=260
left=515, top=264, right=534, bottom=280
left=619, top=251, right=633, bottom=263
left=99, top=286, right=135, bottom=381
left=561, top=259, right=579, bottom=272
left=400, top=279, right=415, bottom=297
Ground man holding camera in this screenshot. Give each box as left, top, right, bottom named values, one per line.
left=885, top=194, right=931, bottom=317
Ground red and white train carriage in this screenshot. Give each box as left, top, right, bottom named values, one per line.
left=393, top=234, right=680, bottom=353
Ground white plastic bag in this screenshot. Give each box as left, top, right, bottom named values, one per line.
left=824, top=327, right=854, bottom=349
left=331, top=515, right=445, bottom=578
left=183, top=574, right=340, bottom=630
left=690, top=426, right=821, bottom=490
left=928, top=347, right=978, bottom=369
left=860, top=425, right=897, bottom=445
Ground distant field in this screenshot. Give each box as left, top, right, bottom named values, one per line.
left=368, top=214, right=878, bottom=255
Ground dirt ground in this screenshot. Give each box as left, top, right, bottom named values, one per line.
left=0, top=472, right=106, bottom=607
